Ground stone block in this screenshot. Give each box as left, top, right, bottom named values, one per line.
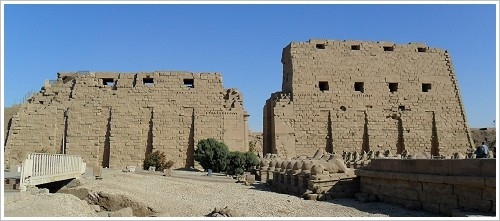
left=422, top=202, right=440, bottom=214
left=379, top=159, right=401, bottom=173
left=439, top=160, right=455, bottom=176
left=458, top=196, right=492, bottom=212
left=484, top=177, right=495, bottom=187
left=394, top=187, right=406, bottom=197
left=481, top=187, right=496, bottom=201
left=439, top=194, right=458, bottom=207
left=94, top=166, right=102, bottom=178
left=439, top=204, right=456, bottom=216
left=417, top=174, right=444, bottom=184
left=425, top=191, right=443, bottom=204
left=404, top=200, right=422, bottom=211
left=449, top=176, right=483, bottom=187
left=418, top=191, right=427, bottom=202
left=442, top=175, right=461, bottom=185
left=452, top=160, right=480, bottom=176
left=91, top=205, right=101, bottom=212
left=361, top=183, right=379, bottom=195
left=454, top=184, right=481, bottom=199
left=408, top=181, right=422, bottom=191
left=479, top=159, right=496, bottom=177
left=380, top=195, right=398, bottom=204
left=379, top=185, right=395, bottom=197
left=405, top=189, right=419, bottom=201
left=392, top=179, right=411, bottom=189
left=399, top=160, right=416, bottom=174
left=422, top=182, right=452, bottom=194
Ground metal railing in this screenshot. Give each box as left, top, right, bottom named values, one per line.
left=20, top=153, right=86, bottom=191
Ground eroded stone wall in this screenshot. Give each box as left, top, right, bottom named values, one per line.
left=356, top=159, right=496, bottom=216
left=5, top=71, right=249, bottom=169
left=264, top=39, right=473, bottom=158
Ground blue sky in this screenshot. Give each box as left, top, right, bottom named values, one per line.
left=2, top=3, right=498, bottom=132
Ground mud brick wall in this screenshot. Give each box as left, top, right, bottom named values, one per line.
left=356, top=159, right=496, bottom=216
left=264, top=39, right=473, bottom=158
left=5, top=71, right=249, bottom=169
left=3, top=105, right=21, bottom=145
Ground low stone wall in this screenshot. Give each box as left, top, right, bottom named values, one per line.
left=268, top=170, right=359, bottom=200
left=256, top=149, right=360, bottom=200
left=355, top=159, right=496, bottom=216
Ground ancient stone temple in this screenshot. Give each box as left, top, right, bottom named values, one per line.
left=263, top=39, right=473, bottom=158
left=5, top=71, right=249, bottom=169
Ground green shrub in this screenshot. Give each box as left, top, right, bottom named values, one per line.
left=227, top=151, right=246, bottom=175
left=165, top=160, right=175, bottom=169
left=226, top=151, right=260, bottom=175
left=194, top=138, right=229, bottom=172
left=143, top=151, right=173, bottom=171
left=244, top=151, right=259, bottom=171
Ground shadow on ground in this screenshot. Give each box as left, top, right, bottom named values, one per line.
left=324, top=198, right=445, bottom=217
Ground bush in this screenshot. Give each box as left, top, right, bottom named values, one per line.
left=244, top=151, right=259, bottom=171
left=194, top=138, right=229, bottom=172
left=143, top=151, right=173, bottom=171
left=227, top=151, right=246, bottom=175
left=226, top=151, right=260, bottom=175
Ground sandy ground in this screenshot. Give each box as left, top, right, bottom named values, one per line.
left=3, top=168, right=445, bottom=218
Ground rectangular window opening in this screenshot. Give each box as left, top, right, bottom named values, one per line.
left=316, top=44, right=326, bottom=49
left=354, top=82, right=364, bottom=93
left=183, top=79, right=194, bottom=88
left=351, top=45, right=360, bottom=50
left=399, top=105, right=406, bottom=111
left=422, top=83, right=432, bottom=92
left=383, top=46, right=394, bottom=51
left=102, top=78, right=114, bottom=86
left=143, top=78, right=154, bottom=86
left=319, top=81, right=329, bottom=91
left=417, top=47, right=427, bottom=52
left=389, top=83, right=398, bottom=92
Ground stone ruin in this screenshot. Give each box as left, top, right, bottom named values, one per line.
left=263, top=39, right=474, bottom=159
left=254, top=145, right=486, bottom=202
left=256, top=149, right=359, bottom=201
left=4, top=71, right=249, bottom=169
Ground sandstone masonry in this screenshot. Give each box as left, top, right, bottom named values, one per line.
left=263, top=39, right=473, bottom=158
left=5, top=71, right=249, bottom=169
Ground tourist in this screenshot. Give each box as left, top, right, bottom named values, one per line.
left=481, top=141, right=490, bottom=158
left=474, top=143, right=487, bottom=158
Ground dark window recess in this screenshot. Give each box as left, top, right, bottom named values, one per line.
left=102, top=78, right=114, bottom=86
left=184, top=79, right=194, bottom=88
left=340, top=106, right=347, bottom=111
left=389, top=83, right=398, bottom=92
left=354, top=82, right=364, bottom=93
left=319, top=81, right=329, bottom=91
left=422, top=83, right=432, bottom=92
left=351, top=45, right=360, bottom=50
left=143, top=78, right=154, bottom=86
left=399, top=105, right=406, bottom=111
left=39, top=101, right=44, bottom=105
left=316, top=44, right=326, bottom=49
left=383, top=46, right=394, bottom=51
left=417, top=47, right=427, bottom=52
